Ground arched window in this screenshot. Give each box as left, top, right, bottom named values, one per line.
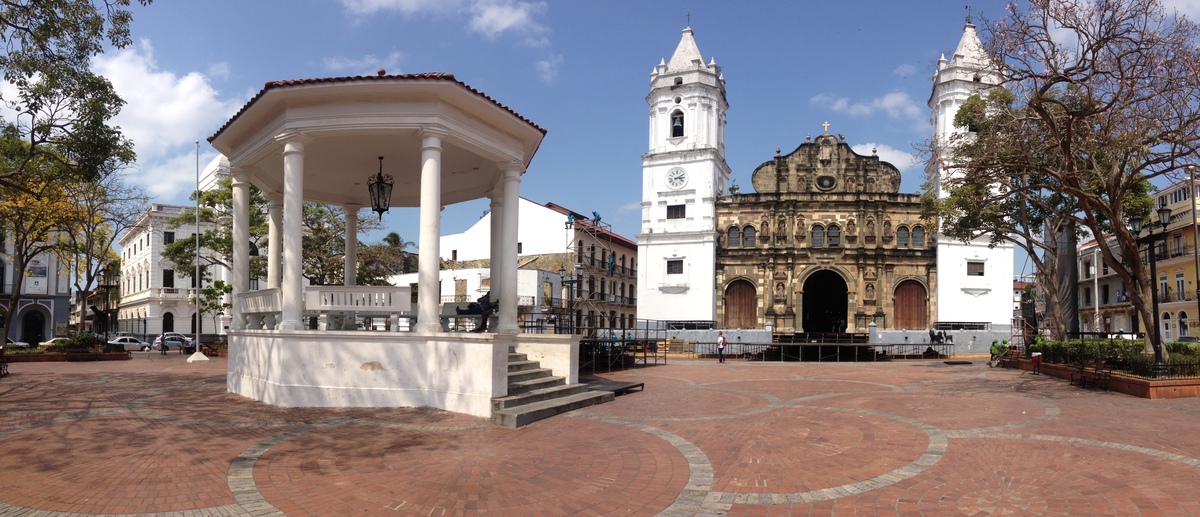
left=670, top=110, right=685, bottom=137
left=811, top=225, right=825, bottom=247
left=827, top=224, right=841, bottom=247
left=743, top=226, right=756, bottom=247
left=727, top=226, right=741, bottom=247
left=912, top=226, right=925, bottom=248
left=1162, top=311, right=1173, bottom=341
left=576, top=240, right=583, bottom=263
left=897, top=227, right=910, bottom=247
left=1180, top=311, right=1191, bottom=337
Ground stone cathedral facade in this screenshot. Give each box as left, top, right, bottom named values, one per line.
left=714, top=128, right=937, bottom=333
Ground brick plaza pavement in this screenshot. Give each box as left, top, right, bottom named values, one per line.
left=1, top=352, right=1199, bottom=516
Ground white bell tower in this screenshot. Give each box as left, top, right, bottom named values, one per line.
left=637, top=26, right=730, bottom=322
left=927, top=20, right=1014, bottom=329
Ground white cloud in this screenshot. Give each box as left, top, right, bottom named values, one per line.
left=207, top=62, right=231, bottom=80
left=324, top=51, right=405, bottom=75
left=1161, top=0, right=1200, bottom=19
left=469, top=0, right=548, bottom=44
left=534, top=54, right=562, bottom=83
left=91, top=40, right=244, bottom=202
left=850, top=143, right=919, bottom=172
left=811, top=91, right=923, bottom=121
left=892, top=63, right=917, bottom=78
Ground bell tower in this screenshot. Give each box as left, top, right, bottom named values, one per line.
left=637, top=26, right=731, bottom=322
left=927, top=20, right=1014, bottom=329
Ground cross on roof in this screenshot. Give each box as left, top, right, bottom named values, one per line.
left=822, top=121, right=830, bottom=134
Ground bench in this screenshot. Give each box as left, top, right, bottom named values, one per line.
left=1070, top=362, right=1113, bottom=390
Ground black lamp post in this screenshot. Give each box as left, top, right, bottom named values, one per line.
left=94, top=268, right=117, bottom=345
left=1131, top=204, right=1173, bottom=378
left=368, top=156, right=393, bottom=220
left=559, top=266, right=577, bottom=335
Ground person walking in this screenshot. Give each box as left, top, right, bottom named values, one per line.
left=717, top=331, right=727, bottom=364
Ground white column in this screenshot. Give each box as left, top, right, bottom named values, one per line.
left=267, top=193, right=282, bottom=289
left=489, top=181, right=504, bottom=315
left=278, top=133, right=309, bottom=331
left=415, top=130, right=444, bottom=334
left=497, top=163, right=523, bottom=334
left=231, top=168, right=250, bottom=331
left=344, top=205, right=359, bottom=286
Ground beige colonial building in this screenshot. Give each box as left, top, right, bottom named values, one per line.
left=715, top=128, right=937, bottom=333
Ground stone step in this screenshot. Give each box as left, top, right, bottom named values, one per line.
left=491, top=383, right=592, bottom=411
left=491, top=391, right=614, bottom=428
left=507, top=352, right=527, bottom=362
left=507, top=360, right=540, bottom=372
left=507, top=375, right=566, bottom=395
left=507, top=367, right=554, bottom=384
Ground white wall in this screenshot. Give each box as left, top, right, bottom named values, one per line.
left=441, top=198, right=572, bottom=261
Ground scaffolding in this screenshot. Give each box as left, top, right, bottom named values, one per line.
left=560, top=212, right=635, bottom=337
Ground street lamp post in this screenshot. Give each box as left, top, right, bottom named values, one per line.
left=1131, top=205, right=1172, bottom=378
left=558, top=266, right=577, bottom=335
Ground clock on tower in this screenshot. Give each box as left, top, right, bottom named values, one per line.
left=666, top=167, right=688, bottom=190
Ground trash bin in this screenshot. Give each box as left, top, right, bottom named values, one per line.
left=1031, top=352, right=1042, bottom=374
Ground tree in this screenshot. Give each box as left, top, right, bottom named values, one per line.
left=0, top=0, right=149, bottom=193
left=301, top=204, right=383, bottom=285
left=193, top=280, right=231, bottom=339
left=357, top=231, right=416, bottom=285
left=931, top=0, right=1200, bottom=355
left=162, top=177, right=269, bottom=284
left=0, top=154, right=82, bottom=336
left=57, top=173, right=147, bottom=332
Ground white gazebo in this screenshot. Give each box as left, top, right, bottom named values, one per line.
left=209, top=72, right=575, bottom=418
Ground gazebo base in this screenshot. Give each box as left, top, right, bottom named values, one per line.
left=227, top=330, right=579, bottom=418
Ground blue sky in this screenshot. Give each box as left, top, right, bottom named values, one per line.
left=81, top=0, right=1199, bottom=271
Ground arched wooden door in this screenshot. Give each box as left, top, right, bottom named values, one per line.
left=893, top=280, right=928, bottom=330
left=724, top=280, right=757, bottom=329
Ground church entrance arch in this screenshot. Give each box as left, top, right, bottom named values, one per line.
left=802, top=270, right=848, bottom=333
left=724, top=280, right=757, bottom=329
left=893, top=280, right=929, bottom=330
left=21, top=309, right=46, bottom=344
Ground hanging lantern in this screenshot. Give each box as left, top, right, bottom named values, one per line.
left=368, top=156, right=393, bottom=220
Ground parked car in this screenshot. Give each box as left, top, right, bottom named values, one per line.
left=5, top=338, right=31, bottom=350
left=154, top=334, right=193, bottom=351
left=38, top=337, right=71, bottom=348
left=108, top=336, right=151, bottom=351
left=1177, top=336, right=1200, bottom=343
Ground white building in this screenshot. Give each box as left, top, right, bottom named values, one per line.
left=441, top=197, right=573, bottom=262
left=637, top=27, right=730, bottom=322
left=927, top=21, right=1015, bottom=330
left=1, top=240, right=71, bottom=344
left=434, top=197, right=640, bottom=333
left=116, top=156, right=229, bottom=339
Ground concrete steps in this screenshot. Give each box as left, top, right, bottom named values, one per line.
left=491, top=348, right=614, bottom=427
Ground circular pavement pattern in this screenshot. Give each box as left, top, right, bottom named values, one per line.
left=255, top=419, right=688, bottom=516
left=1, top=357, right=1200, bottom=516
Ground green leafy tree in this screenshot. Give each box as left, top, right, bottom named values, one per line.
left=356, top=231, right=416, bottom=285
left=193, top=280, right=231, bottom=338
left=162, top=177, right=269, bottom=284
left=0, top=0, right=149, bottom=193
left=931, top=0, right=1200, bottom=354
left=301, top=204, right=383, bottom=285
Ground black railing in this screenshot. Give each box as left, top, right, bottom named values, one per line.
left=1044, top=332, right=1200, bottom=380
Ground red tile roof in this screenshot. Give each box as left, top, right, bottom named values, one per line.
left=208, top=71, right=545, bottom=142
